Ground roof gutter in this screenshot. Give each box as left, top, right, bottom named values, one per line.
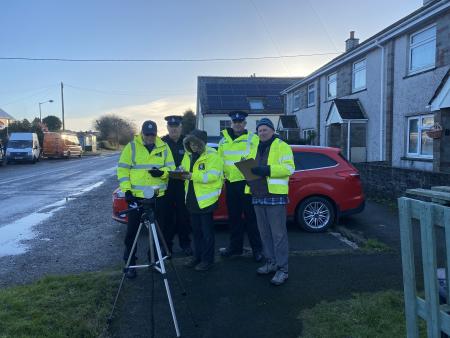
left=281, top=0, right=450, bottom=94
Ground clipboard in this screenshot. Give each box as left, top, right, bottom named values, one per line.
left=234, top=158, right=260, bottom=181
left=169, top=170, right=189, bottom=180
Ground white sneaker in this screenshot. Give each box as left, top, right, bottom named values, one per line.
left=256, top=263, right=277, bottom=275
left=270, top=271, right=288, bottom=285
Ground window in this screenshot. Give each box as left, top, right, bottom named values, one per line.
left=248, top=98, right=264, bottom=110
left=307, top=83, right=315, bottom=107
left=352, top=59, right=366, bottom=92
left=220, top=120, right=231, bottom=132
left=293, top=91, right=300, bottom=111
left=409, top=25, right=436, bottom=73
left=293, top=152, right=338, bottom=171
left=327, top=73, right=337, bottom=99
left=302, top=129, right=315, bottom=144
left=407, top=115, right=434, bottom=157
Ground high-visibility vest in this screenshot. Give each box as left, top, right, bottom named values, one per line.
left=218, top=129, right=259, bottom=182
left=117, top=135, right=175, bottom=197
left=245, top=138, right=295, bottom=195
left=181, top=146, right=224, bottom=209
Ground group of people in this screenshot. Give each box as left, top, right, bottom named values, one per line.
left=117, top=110, right=294, bottom=286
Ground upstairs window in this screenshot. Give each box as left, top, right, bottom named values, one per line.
left=409, top=25, right=436, bottom=73
left=327, top=73, right=337, bottom=99
left=293, top=91, right=300, bottom=111
left=407, top=114, right=433, bottom=158
left=307, top=83, right=315, bottom=107
left=248, top=98, right=264, bottom=110
left=352, top=59, right=366, bottom=92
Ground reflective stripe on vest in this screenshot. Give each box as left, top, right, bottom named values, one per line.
left=119, top=177, right=130, bottom=183
left=268, top=178, right=289, bottom=186
left=197, top=189, right=221, bottom=201
left=202, top=169, right=221, bottom=183
left=118, top=162, right=131, bottom=168
left=132, top=183, right=167, bottom=191
left=131, top=141, right=136, bottom=166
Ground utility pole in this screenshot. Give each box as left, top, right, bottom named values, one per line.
left=61, top=82, right=65, bottom=130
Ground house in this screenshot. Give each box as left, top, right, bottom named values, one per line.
left=282, top=0, right=450, bottom=173
left=0, top=108, right=15, bottom=143
left=196, top=76, right=302, bottom=142
left=77, top=132, right=98, bottom=152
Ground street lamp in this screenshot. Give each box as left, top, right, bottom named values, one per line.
left=39, top=100, right=54, bottom=122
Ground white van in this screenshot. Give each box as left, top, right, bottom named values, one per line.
left=6, top=132, right=41, bottom=164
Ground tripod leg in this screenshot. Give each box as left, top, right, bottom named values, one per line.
left=154, top=220, right=171, bottom=258
left=150, top=222, right=181, bottom=337
left=146, top=220, right=155, bottom=264
left=124, top=222, right=144, bottom=270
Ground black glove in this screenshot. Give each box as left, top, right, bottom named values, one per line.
left=251, top=165, right=270, bottom=177
left=148, top=168, right=164, bottom=177
left=125, top=190, right=135, bottom=203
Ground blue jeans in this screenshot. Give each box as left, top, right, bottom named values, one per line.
left=190, top=212, right=215, bottom=264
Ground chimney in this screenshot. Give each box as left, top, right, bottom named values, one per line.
left=345, top=31, right=359, bottom=52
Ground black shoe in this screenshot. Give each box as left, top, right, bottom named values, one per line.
left=184, top=258, right=200, bottom=268
left=253, top=252, right=264, bottom=263
left=125, top=268, right=137, bottom=279
left=194, top=262, right=214, bottom=271
left=219, top=247, right=242, bottom=258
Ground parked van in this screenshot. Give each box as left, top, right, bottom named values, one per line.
left=5, top=132, right=41, bottom=164
left=43, top=132, right=83, bottom=158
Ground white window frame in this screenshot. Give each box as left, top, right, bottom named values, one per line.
left=352, top=59, right=366, bottom=92
left=406, top=114, right=434, bottom=158
left=293, top=91, right=300, bottom=111
left=302, top=129, right=315, bottom=141
left=409, top=24, right=436, bottom=74
left=219, top=120, right=231, bottom=133
left=327, top=73, right=337, bottom=100
left=307, top=83, right=315, bottom=107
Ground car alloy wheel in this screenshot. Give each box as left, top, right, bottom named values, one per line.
left=298, top=197, right=335, bottom=232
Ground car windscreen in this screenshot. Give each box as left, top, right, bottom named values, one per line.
left=7, top=140, right=32, bottom=149
left=294, top=152, right=338, bottom=170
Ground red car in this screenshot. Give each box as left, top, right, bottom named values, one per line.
left=112, top=145, right=365, bottom=232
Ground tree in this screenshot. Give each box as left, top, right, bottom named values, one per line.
left=42, top=115, right=62, bottom=131
left=8, top=119, right=33, bottom=132
left=94, top=114, right=136, bottom=145
left=182, top=109, right=196, bottom=135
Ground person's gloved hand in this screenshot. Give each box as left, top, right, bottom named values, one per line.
left=148, top=168, right=164, bottom=177
left=251, top=165, right=270, bottom=177
left=125, top=190, right=135, bottom=203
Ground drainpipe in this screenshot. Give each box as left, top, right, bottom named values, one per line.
left=376, top=41, right=385, bottom=161
left=347, top=120, right=351, bottom=160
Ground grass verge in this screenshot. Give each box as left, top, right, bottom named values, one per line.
left=0, top=270, right=120, bottom=338
left=299, top=290, right=426, bottom=338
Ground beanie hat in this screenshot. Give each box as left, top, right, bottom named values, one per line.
left=256, top=118, right=275, bottom=131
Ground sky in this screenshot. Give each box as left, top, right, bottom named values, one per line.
left=0, top=0, right=422, bottom=133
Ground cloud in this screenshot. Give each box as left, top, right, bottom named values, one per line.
left=66, top=95, right=196, bottom=133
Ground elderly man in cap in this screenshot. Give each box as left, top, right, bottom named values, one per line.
left=218, top=110, right=263, bottom=262
left=247, top=118, right=294, bottom=286
left=117, top=120, right=175, bottom=279
left=161, top=115, right=192, bottom=256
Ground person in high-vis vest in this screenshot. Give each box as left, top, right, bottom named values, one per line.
left=246, top=118, right=294, bottom=286
left=117, top=120, right=175, bottom=279
left=218, top=111, right=263, bottom=262
left=180, top=129, right=223, bottom=271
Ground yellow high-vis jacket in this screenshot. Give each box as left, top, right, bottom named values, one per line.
left=181, top=146, right=224, bottom=209
left=218, top=129, right=259, bottom=182
left=117, top=135, right=175, bottom=198
left=246, top=138, right=295, bottom=195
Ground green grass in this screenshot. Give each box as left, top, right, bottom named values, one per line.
left=361, top=238, right=392, bottom=253
left=0, top=271, right=120, bottom=338
left=299, top=290, right=426, bottom=338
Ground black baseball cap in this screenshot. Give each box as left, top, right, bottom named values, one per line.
left=164, top=115, right=183, bottom=126
left=228, top=111, right=248, bottom=121
left=141, top=120, right=157, bottom=136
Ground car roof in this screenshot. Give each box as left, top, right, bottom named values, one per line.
left=207, top=142, right=340, bottom=154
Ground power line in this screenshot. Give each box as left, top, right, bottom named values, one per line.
left=64, top=83, right=193, bottom=97
left=0, top=52, right=340, bottom=63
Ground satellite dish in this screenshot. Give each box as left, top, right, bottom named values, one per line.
left=142, top=186, right=155, bottom=199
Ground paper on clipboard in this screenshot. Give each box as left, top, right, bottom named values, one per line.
left=169, top=170, right=189, bottom=180
left=234, top=158, right=259, bottom=181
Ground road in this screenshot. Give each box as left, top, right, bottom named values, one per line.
left=0, top=154, right=119, bottom=257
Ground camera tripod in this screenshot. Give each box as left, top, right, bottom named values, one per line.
left=108, top=196, right=181, bottom=337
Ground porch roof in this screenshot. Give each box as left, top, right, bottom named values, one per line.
left=326, top=99, right=367, bottom=125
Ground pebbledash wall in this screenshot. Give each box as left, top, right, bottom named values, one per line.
left=353, top=161, right=450, bottom=200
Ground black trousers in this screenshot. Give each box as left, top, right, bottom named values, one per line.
left=164, top=180, right=191, bottom=250
left=123, top=196, right=167, bottom=265
left=191, top=212, right=215, bottom=264
left=225, top=180, right=262, bottom=254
